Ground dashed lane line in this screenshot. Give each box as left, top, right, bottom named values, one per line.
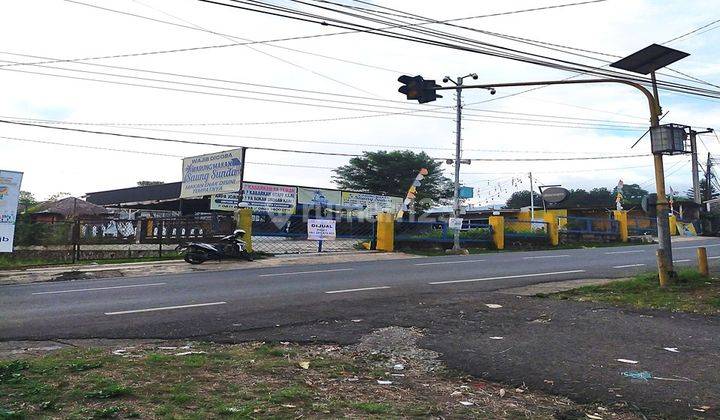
left=604, top=250, right=645, bottom=255
left=613, top=264, right=646, bottom=269
left=428, top=270, right=586, bottom=285
left=105, top=301, right=226, bottom=315
left=522, top=255, right=570, bottom=260
left=325, top=286, right=391, bottom=294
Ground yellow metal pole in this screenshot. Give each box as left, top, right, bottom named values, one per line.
left=697, top=247, right=709, bottom=276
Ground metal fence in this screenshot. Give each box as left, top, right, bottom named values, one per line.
left=559, top=216, right=619, bottom=241
left=12, top=214, right=237, bottom=261
left=394, top=220, right=493, bottom=248
left=251, top=212, right=376, bottom=254
left=628, top=217, right=658, bottom=236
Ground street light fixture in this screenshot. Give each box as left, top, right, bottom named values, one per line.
left=610, top=43, right=690, bottom=285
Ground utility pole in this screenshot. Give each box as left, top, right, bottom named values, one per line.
left=689, top=128, right=714, bottom=204
left=529, top=172, right=535, bottom=221
left=706, top=152, right=713, bottom=203
left=443, top=73, right=479, bottom=252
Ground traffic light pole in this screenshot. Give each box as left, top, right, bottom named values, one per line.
left=434, top=77, right=675, bottom=278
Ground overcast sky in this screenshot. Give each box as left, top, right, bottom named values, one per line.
left=2, top=0, right=719, bottom=205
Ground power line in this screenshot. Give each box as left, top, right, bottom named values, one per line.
left=1, top=134, right=336, bottom=169
left=0, top=118, right=652, bottom=161
left=664, top=17, right=720, bottom=44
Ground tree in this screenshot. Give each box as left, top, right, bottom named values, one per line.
left=137, top=181, right=165, bottom=187
left=333, top=150, right=453, bottom=210
left=18, top=191, right=37, bottom=213
left=621, top=183, right=649, bottom=205
left=505, top=190, right=542, bottom=209
left=686, top=179, right=717, bottom=201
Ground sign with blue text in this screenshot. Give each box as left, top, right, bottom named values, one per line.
left=180, top=148, right=245, bottom=198
left=307, top=219, right=336, bottom=241
left=0, top=170, right=23, bottom=253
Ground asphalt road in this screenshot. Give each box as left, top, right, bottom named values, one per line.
left=2, top=238, right=719, bottom=418
left=2, top=238, right=719, bottom=340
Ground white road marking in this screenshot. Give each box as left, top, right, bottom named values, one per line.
left=674, top=259, right=691, bottom=263
left=32, top=283, right=165, bottom=295
left=105, top=301, right=226, bottom=315
left=708, top=255, right=720, bottom=260
left=259, top=268, right=354, bottom=277
left=428, top=270, right=586, bottom=285
left=604, top=250, right=645, bottom=255
left=414, top=259, right=485, bottom=266
left=674, top=243, right=720, bottom=250
left=522, top=255, right=570, bottom=260
left=325, top=286, right=391, bottom=294
left=613, top=264, right=646, bottom=269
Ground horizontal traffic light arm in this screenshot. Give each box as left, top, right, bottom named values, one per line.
left=436, top=78, right=658, bottom=123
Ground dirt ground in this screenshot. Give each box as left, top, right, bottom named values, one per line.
left=0, top=327, right=641, bottom=419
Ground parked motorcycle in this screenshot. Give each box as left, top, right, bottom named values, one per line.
left=176, top=229, right=253, bottom=264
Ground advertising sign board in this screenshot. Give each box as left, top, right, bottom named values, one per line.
left=298, top=187, right=341, bottom=206
left=210, top=183, right=297, bottom=214
left=180, top=148, right=244, bottom=198
left=341, top=192, right=403, bottom=216
left=307, top=219, right=336, bottom=241
left=0, top=170, right=23, bottom=253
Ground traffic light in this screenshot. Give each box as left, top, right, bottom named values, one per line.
left=398, top=75, right=443, bottom=103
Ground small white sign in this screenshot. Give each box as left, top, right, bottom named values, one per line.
left=448, top=217, right=464, bottom=230
left=307, top=219, right=336, bottom=241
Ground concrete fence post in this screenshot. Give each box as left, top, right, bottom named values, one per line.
left=376, top=212, right=394, bottom=252
left=543, top=213, right=559, bottom=246
left=488, top=215, right=504, bottom=250
left=235, top=208, right=253, bottom=253
left=612, top=210, right=629, bottom=242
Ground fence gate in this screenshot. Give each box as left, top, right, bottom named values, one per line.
left=251, top=212, right=376, bottom=254
left=628, top=217, right=658, bottom=236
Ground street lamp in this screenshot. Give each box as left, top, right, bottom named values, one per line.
left=610, top=43, right=690, bottom=286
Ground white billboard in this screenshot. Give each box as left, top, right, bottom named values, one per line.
left=180, top=148, right=244, bottom=198
left=0, top=170, right=23, bottom=253
left=307, top=219, right=336, bottom=241
left=341, top=192, right=403, bottom=216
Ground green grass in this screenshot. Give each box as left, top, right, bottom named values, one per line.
left=352, top=402, right=392, bottom=414
left=550, top=269, right=720, bottom=314
left=400, top=240, right=649, bottom=256
left=0, top=254, right=182, bottom=270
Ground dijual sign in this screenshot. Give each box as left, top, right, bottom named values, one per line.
left=0, top=170, right=23, bottom=253
left=180, top=148, right=244, bottom=198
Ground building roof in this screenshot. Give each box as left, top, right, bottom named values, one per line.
left=85, top=182, right=182, bottom=206
left=33, top=197, right=109, bottom=218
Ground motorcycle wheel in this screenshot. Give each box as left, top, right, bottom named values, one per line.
left=184, top=252, right=207, bottom=264
left=242, top=251, right=254, bottom=262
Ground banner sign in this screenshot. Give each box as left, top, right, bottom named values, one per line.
left=676, top=221, right=697, bottom=237
left=211, top=183, right=297, bottom=214
left=307, top=219, right=336, bottom=241
left=0, top=170, right=23, bottom=253
left=180, top=148, right=244, bottom=198
left=341, top=192, right=403, bottom=216
left=448, top=217, right=463, bottom=230
left=298, top=187, right=341, bottom=207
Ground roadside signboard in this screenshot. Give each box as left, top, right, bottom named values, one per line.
left=0, top=170, right=23, bottom=253
left=307, top=219, right=336, bottom=241
left=341, top=192, right=403, bottom=216
left=541, top=187, right=570, bottom=204
left=211, top=183, right=297, bottom=214
left=298, top=187, right=341, bottom=207
left=180, top=148, right=244, bottom=198
left=448, top=217, right=463, bottom=230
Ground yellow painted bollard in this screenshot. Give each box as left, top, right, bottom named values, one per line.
left=488, top=215, right=504, bottom=250
left=376, top=212, right=394, bottom=252
left=234, top=207, right=253, bottom=253
left=669, top=215, right=678, bottom=236
left=697, top=247, right=709, bottom=277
